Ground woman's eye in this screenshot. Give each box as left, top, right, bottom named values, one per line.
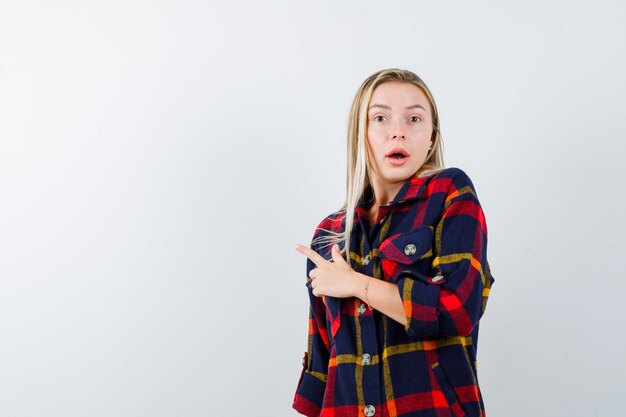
left=410, top=116, right=421, bottom=123
left=374, top=115, right=385, bottom=122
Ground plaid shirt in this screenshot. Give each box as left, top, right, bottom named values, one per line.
left=292, top=167, right=495, bottom=417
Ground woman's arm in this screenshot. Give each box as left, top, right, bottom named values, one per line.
left=293, top=249, right=332, bottom=417
left=349, top=271, right=407, bottom=326
left=295, top=242, right=408, bottom=326
left=380, top=168, right=495, bottom=338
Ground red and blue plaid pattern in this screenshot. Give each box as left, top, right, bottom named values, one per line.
left=293, top=167, right=495, bottom=417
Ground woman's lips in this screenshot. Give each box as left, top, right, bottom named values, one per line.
left=386, top=155, right=408, bottom=166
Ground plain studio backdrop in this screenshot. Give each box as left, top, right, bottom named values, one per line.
left=1, top=1, right=625, bottom=416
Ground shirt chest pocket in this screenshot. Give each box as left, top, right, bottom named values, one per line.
left=377, top=225, right=443, bottom=285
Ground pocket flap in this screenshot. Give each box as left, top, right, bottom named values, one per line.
left=378, top=225, right=434, bottom=264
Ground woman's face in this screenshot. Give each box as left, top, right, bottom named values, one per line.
left=366, top=81, right=434, bottom=184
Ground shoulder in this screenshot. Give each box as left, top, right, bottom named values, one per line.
left=432, top=166, right=472, bottom=183
left=315, top=209, right=345, bottom=233
left=431, top=166, right=478, bottom=197
left=309, top=209, right=345, bottom=252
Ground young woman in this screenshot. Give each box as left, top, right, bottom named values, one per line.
left=292, top=69, right=495, bottom=417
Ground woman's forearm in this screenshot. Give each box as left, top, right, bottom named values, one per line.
left=350, top=271, right=407, bottom=326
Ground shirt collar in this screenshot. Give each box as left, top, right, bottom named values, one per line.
left=356, top=174, right=431, bottom=211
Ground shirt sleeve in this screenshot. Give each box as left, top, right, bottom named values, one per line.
left=292, top=253, right=330, bottom=416
left=379, top=169, right=495, bottom=338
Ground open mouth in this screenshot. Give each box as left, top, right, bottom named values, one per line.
left=386, top=148, right=409, bottom=165
left=386, top=148, right=409, bottom=159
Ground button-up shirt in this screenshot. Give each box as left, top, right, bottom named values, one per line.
left=292, top=167, right=495, bottom=417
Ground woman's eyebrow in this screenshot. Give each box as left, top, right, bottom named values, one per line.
left=368, top=104, right=426, bottom=111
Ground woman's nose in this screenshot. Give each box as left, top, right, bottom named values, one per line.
left=391, top=120, right=406, bottom=139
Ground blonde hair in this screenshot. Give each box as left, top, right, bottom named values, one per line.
left=312, top=69, right=446, bottom=265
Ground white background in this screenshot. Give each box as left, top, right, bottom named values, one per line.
left=1, top=1, right=625, bottom=416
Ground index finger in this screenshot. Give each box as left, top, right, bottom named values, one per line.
left=294, top=244, right=327, bottom=267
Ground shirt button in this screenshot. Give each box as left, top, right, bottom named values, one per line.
left=357, top=303, right=367, bottom=315
left=364, top=405, right=376, bottom=416
left=404, top=243, right=417, bottom=256
left=432, top=274, right=444, bottom=283
left=361, top=353, right=371, bottom=365
left=362, top=255, right=370, bottom=265
left=379, top=215, right=386, bottom=224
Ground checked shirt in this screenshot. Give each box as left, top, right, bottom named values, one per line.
left=292, top=167, right=495, bottom=417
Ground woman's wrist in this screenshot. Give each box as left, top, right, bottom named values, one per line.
left=350, top=271, right=371, bottom=301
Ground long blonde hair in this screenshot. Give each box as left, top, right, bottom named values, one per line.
left=312, top=69, right=445, bottom=264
